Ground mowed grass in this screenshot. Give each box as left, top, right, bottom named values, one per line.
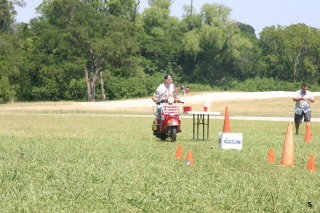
left=1, top=110, right=320, bottom=212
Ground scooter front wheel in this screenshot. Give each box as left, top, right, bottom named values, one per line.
left=159, top=133, right=168, bottom=141
left=169, top=127, right=177, bottom=142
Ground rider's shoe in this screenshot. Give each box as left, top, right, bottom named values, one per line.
left=295, top=130, right=299, bottom=135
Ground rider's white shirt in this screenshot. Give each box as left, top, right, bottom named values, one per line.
left=155, top=83, right=175, bottom=102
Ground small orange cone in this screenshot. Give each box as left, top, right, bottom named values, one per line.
left=307, top=155, right=316, bottom=172
left=267, top=148, right=275, bottom=163
left=175, top=144, right=183, bottom=159
left=186, top=150, right=194, bottom=166
left=304, top=122, right=312, bottom=142
left=280, top=122, right=294, bottom=166
left=223, top=106, right=231, bottom=133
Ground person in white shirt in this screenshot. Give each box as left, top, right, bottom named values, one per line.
left=293, top=83, right=315, bottom=135
left=152, top=75, right=180, bottom=103
left=151, top=74, right=182, bottom=122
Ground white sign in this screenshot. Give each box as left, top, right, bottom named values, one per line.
left=219, top=132, right=243, bottom=150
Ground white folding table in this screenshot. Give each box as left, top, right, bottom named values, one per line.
left=183, top=111, right=221, bottom=140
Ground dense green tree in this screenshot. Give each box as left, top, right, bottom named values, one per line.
left=0, top=0, right=14, bottom=32
left=38, top=0, right=139, bottom=100
left=14, top=19, right=86, bottom=100
left=0, top=33, right=20, bottom=102
left=0, top=0, right=26, bottom=102
left=201, top=3, right=231, bottom=26
left=182, top=2, right=202, bottom=31
left=139, top=0, right=183, bottom=77
left=260, top=24, right=320, bottom=83
left=2, top=0, right=319, bottom=103
left=180, top=3, right=259, bottom=84
left=237, top=22, right=255, bottom=35
left=0, top=0, right=25, bottom=31
left=81, top=0, right=141, bottom=21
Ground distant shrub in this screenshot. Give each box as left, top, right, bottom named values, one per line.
left=105, top=74, right=160, bottom=100
left=231, top=77, right=320, bottom=92
left=0, top=76, right=15, bottom=103
left=66, top=78, right=86, bottom=100
left=104, top=77, right=320, bottom=100
left=182, top=83, right=214, bottom=92
left=176, top=78, right=320, bottom=93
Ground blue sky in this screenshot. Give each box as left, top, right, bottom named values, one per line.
left=16, top=0, right=320, bottom=35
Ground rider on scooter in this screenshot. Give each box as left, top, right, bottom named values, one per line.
left=151, top=75, right=189, bottom=141
left=151, top=74, right=180, bottom=104
left=151, top=74, right=181, bottom=121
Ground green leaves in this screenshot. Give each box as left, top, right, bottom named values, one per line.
left=259, top=24, right=320, bottom=82
left=0, top=76, right=15, bottom=103
left=2, top=0, right=320, bottom=102
left=0, top=0, right=17, bottom=32
left=182, top=30, right=201, bottom=56
left=201, top=3, right=231, bottom=26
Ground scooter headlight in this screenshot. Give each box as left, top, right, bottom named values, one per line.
left=168, top=96, right=174, bottom=104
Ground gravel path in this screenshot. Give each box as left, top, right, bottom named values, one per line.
left=75, top=91, right=320, bottom=122
left=2, top=91, right=320, bottom=122
left=77, top=91, right=320, bottom=109
left=2, top=112, right=320, bottom=122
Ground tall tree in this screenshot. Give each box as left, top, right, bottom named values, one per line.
left=260, top=24, right=320, bottom=82
left=0, top=0, right=25, bottom=102
left=0, top=33, right=20, bottom=102
left=39, top=0, right=139, bottom=101
left=81, top=0, right=140, bottom=21
left=140, top=0, right=183, bottom=76
left=0, top=0, right=24, bottom=31
left=181, top=3, right=259, bottom=84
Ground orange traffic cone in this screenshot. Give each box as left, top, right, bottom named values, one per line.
left=280, top=122, right=294, bottom=166
left=307, top=155, right=316, bottom=172
left=267, top=148, right=275, bottom=163
left=175, top=144, right=183, bottom=159
left=223, top=106, right=231, bottom=133
left=304, top=122, right=312, bottom=142
left=186, top=150, right=194, bottom=166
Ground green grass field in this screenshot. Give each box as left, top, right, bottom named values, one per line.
left=1, top=103, right=320, bottom=212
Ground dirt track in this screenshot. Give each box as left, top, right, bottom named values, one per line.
left=1, top=91, right=320, bottom=112
left=73, top=91, right=320, bottom=110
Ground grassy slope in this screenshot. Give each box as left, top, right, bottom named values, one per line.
left=0, top=112, right=320, bottom=212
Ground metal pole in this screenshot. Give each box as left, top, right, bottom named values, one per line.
left=197, top=114, right=200, bottom=140
left=202, top=114, right=205, bottom=140
left=193, top=114, right=195, bottom=140
left=207, top=114, right=210, bottom=140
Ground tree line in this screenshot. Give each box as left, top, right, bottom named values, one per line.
left=1, top=0, right=320, bottom=103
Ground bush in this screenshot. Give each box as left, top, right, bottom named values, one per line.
left=31, top=78, right=61, bottom=101
left=182, top=83, right=214, bottom=92
left=66, top=78, right=86, bottom=100
left=71, top=76, right=320, bottom=101
left=0, top=76, right=15, bottom=103
left=231, top=78, right=319, bottom=92
left=105, top=73, right=166, bottom=100
left=173, top=78, right=320, bottom=93
left=106, top=76, right=148, bottom=100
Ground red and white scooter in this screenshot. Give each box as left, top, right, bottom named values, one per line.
left=152, top=87, right=189, bottom=142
